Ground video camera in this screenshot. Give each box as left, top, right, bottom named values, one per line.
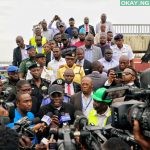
left=0, top=99, right=15, bottom=122
left=105, top=86, right=150, bottom=138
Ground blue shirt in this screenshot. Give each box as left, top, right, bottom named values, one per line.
left=7, top=109, right=34, bottom=128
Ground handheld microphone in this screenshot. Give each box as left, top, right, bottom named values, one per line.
left=41, top=112, right=53, bottom=126
left=59, top=113, right=71, bottom=124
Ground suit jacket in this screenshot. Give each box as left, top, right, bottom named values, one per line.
left=80, top=45, right=103, bottom=62
left=70, top=91, right=82, bottom=111
left=79, top=24, right=95, bottom=36
left=73, top=82, right=81, bottom=93
left=83, top=59, right=92, bottom=75
left=12, top=47, right=22, bottom=66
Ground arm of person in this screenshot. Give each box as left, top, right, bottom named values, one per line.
left=133, top=120, right=150, bottom=150
left=19, top=61, right=26, bottom=79
left=12, top=48, right=17, bottom=66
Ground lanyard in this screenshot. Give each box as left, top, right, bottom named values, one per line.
left=82, top=98, right=92, bottom=112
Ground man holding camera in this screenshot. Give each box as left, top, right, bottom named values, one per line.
left=88, top=87, right=112, bottom=128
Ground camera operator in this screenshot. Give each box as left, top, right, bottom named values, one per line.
left=7, top=93, right=34, bottom=128
left=88, top=87, right=112, bottom=127
left=133, top=120, right=150, bottom=150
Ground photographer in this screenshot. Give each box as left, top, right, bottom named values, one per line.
left=88, top=87, right=112, bottom=127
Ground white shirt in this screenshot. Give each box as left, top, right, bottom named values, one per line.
left=82, top=93, right=93, bottom=117
left=98, top=58, right=119, bottom=72
left=96, top=107, right=111, bottom=128
left=42, top=29, right=53, bottom=41
left=112, top=44, right=134, bottom=61
left=26, top=66, right=55, bottom=83
left=76, top=59, right=84, bottom=67
left=21, top=45, right=29, bottom=60
left=64, top=83, right=74, bottom=96
left=47, top=57, right=66, bottom=80
left=96, top=21, right=115, bottom=35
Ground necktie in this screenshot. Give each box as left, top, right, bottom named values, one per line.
left=86, top=24, right=88, bottom=32
left=67, top=84, right=71, bottom=95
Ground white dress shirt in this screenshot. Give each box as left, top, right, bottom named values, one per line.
left=21, top=45, right=29, bottom=60
left=76, top=59, right=84, bottom=67
left=82, top=93, right=93, bottom=117
left=112, top=44, right=134, bottom=61
left=98, top=58, right=119, bottom=72
left=47, top=57, right=66, bottom=80
left=64, top=83, right=74, bottom=96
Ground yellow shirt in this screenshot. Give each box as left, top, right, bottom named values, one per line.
left=57, top=64, right=85, bottom=84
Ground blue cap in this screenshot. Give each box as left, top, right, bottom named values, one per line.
left=25, top=45, right=35, bottom=51
left=114, top=33, right=123, bottom=41
left=7, top=66, right=19, bottom=72
left=79, top=27, right=86, bottom=34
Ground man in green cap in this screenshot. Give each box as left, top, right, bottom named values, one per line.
left=88, top=87, right=112, bottom=128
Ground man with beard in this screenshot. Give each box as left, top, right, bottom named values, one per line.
left=4, top=66, right=20, bottom=102
left=74, top=27, right=86, bottom=47
left=88, top=87, right=112, bottom=128
left=28, top=63, right=50, bottom=105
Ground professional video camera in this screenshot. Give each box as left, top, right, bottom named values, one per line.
left=0, top=99, right=15, bottom=122
left=13, top=116, right=40, bottom=140
left=107, top=86, right=150, bottom=138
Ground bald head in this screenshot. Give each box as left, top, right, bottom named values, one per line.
left=119, top=55, right=130, bottom=71
left=101, top=13, right=107, bottom=23
left=119, top=55, right=129, bottom=62
left=84, top=17, right=89, bottom=24
left=91, top=61, right=103, bottom=73
left=81, top=76, right=93, bottom=95
left=63, top=69, right=75, bottom=84
left=16, top=36, right=24, bottom=47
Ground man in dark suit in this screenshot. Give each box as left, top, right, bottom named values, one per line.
left=79, top=17, right=95, bottom=36
left=76, top=47, right=92, bottom=75
left=70, top=76, right=93, bottom=117
left=12, top=36, right=29, bottom=67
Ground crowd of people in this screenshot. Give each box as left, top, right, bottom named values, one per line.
left=0, top=13, right=150, bottom=150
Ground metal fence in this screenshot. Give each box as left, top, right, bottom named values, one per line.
left=113, top=24, right=150, bottom=34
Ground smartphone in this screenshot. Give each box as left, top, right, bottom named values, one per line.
left=117, top=72, right=122, bottom=79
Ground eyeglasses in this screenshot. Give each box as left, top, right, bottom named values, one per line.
left=109, top=73, right=116, bottom=76
left=105, top=53, right=113, bottom=55
left=122, top=72, right=134, bottom=76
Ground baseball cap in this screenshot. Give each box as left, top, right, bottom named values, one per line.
left=28, top=63, right=40, bottom=70
left=25, top=45, right=35, bottom=51
left=92, top=87, right=112, bottom=103
left=114, top=33, right=123, bottom=41
left=48, top=84, right=64, bottom=96
left=7, top=66, right=19, bottom=72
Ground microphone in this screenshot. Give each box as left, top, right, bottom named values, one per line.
left=59, top=112, right=71, bottom=124
left=41, top=112, right=53, bottom=126
left=74, top=110, right=88, bottom=130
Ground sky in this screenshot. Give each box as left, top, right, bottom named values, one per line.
left=0, top=0, right=150, bottom=62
